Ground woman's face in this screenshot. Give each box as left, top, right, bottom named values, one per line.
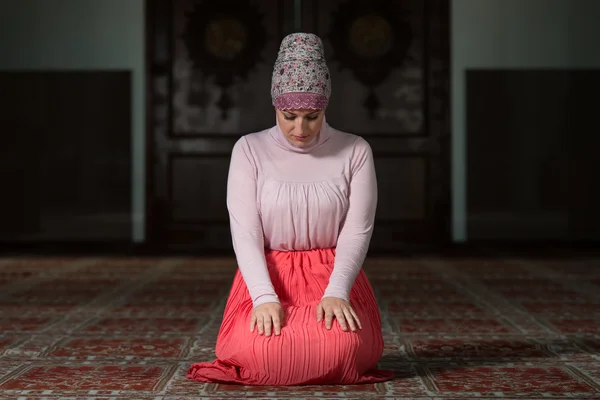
left=275, top=108, right=325, bottom=147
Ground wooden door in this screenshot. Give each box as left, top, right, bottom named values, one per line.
left=146, top=0, right=450, bottom=252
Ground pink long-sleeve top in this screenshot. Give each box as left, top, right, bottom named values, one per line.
left=227, top=117, right=377, bottom=308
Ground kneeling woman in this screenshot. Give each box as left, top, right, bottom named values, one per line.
left=187, top=32, right=393, bottom=386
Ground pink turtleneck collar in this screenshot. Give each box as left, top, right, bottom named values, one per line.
left=269, top=116, right=333, bottom=154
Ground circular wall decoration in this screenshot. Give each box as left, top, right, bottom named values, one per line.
left=328, top=0, right=413, bottom=118
left=181, top=1, right=268, bottom=119
left=348, top=14, right=393, bottom=59
left=204, top=17, right=248, bottom=60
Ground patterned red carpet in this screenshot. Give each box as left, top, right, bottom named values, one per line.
left=0, top=256, right=599, bottom=399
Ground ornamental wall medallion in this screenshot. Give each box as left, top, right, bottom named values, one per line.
left=328, top=0, right=413, bottom=118
left=181, top=0, right=268, bottom=119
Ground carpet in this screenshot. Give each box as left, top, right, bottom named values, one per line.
left=0, top=256, right=599, bottom=399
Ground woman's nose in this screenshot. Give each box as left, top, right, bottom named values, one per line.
left=295, top=118, right=305, bottom=135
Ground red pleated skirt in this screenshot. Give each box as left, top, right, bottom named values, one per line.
left=186, top=248, right=394, bottom=385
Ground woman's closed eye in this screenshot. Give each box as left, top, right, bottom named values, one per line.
left=284, top=115, right=319, bottom=121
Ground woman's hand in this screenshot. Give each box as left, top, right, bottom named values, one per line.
left=251, top=302, right=284, bottom=336
left=317, top=297, right=362, bottom=332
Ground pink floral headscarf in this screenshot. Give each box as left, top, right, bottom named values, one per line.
left=271, top=33, right=331, bottom=110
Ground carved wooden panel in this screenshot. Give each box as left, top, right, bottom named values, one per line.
left=172, top=0, right=284, bottom=135
left=146, top=0, right=289, bottom=247
left=308, top=0, right=424, bottom=134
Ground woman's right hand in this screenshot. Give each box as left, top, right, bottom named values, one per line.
left=250, top=302, right=284, bottom=336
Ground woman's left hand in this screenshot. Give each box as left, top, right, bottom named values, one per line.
left=317, top=297, right=362, bottom=332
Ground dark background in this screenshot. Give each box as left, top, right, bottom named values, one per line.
left=1, top=0, right=599, bottom=257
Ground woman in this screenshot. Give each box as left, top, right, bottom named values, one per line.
left=187, top=32, right=393, bottom=386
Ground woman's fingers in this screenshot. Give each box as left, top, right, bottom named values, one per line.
left=256, top=315, right=264, bottom=335
left=342, top=307, right=357, bottom=331
left=334, top=308, right=348, bottom=331
left=264, top=316, right=272, bottom=337
left=254, top=301, right=361, bottom=335
left=325, top=309, right=335, bottom=330
left=316, top=304, right=324, bottom=322
left=272, top=314, right=281, bottom=336
left=349, top=307, right=362, bottom=330
left=318, top=299, right=362, bottom=332
left=251, top=303, right=285, bottom=337
left=254, top=312, right=279, bottom=336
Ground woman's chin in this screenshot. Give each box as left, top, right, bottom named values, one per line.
left=289, top=136, right=315, bottom=147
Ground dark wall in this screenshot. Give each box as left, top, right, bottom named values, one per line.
left=467, top=69, right=600, bottom=240
left=0, top=71, right=132, bottom=241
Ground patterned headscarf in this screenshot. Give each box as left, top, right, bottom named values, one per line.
left=271, top=33, right=331, bottom=110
